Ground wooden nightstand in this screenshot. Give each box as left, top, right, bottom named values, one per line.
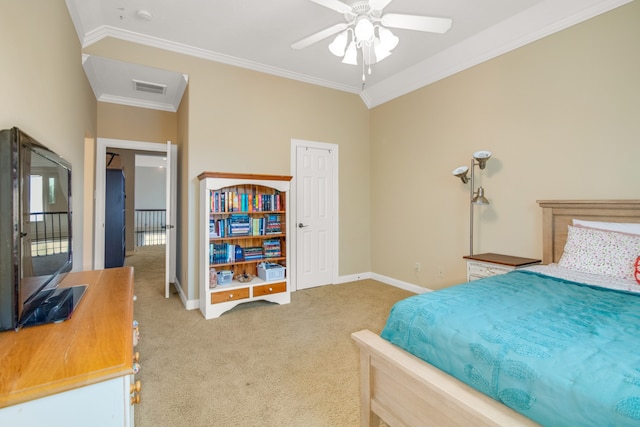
left=463, top=253, right=541, bottom=282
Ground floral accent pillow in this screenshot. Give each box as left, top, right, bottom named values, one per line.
left=558, top=225, right=640, bottom=280
left=635, top=256, right=640, bottom=285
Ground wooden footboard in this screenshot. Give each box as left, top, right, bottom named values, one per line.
left=351, top=330, right=539, bottom=427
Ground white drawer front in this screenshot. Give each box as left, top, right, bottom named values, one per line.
left=468, top=262, right=513, bottom=279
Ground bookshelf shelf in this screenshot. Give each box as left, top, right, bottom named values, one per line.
left=209, top=257, right=286, bottom=268
left=198, top=172, right=292, bottom=319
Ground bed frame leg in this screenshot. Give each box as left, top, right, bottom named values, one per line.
left=360, top=351, right=381, bottom=426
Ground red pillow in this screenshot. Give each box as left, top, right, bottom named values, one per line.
left=635, top=256, right=640, bottom=284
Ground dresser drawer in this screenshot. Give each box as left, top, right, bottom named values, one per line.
left=253, top=282, right=286, bottom=297
left=210, top=287, right=250, bottom=304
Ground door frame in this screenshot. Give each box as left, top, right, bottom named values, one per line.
left=289, top=139, right=339, bottom=291
left=94, top=138, right=177, bottom=283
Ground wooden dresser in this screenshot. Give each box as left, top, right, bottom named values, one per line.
left=0, top=267, right=138, bottom=426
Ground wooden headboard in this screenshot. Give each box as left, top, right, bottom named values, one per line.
left=537, top=200, right=640, bottom=264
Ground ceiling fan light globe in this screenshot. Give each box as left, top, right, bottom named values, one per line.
left=328, top=31, right=348, bottom=56
left=355, top=17, right=374, bottom=42
left=342, top=41, right=358, bottom=65
left=378, top=27, right=399, bottom=51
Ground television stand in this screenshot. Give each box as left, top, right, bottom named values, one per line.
left=20, top=284, right=87, bottom=328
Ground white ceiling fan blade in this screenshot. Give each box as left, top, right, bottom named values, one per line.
left=380, top=13, right=453, bottom=34
left=309, top=0, right=353, bottom=14
left=291, top=23, right=350, bottom=50
left=368, top=0, right=393, bottom=11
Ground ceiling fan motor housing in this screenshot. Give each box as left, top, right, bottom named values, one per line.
left=345, top=1, right=382, bottom=23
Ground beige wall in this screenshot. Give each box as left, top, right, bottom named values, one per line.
left=0, top=0, right=97, bottom=271
left=176, top=86, right=189, bottom=291
left=97, top=102, right=178, bottom=143
left=370, top=1, right=640, bottom=289
left=84, top=39, right=371, bottom=301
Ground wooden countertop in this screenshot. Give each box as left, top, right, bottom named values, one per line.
left=0, top=267, right=134, bottom=408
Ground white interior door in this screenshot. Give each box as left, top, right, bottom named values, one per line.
left=294, top=143, right=336, bottom=290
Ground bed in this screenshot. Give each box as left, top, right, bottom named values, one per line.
left=352, top=200, right=640, bottom=427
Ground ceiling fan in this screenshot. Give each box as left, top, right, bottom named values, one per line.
left=292, top=0, right=452, bottom=79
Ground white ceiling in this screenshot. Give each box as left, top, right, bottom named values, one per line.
left=66, top=0, right=631, bottom=110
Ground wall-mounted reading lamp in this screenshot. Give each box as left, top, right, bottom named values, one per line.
left=452, top=150, right=492, bottom=256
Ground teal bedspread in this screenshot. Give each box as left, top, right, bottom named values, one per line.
left=380, top=270, right=640, bottom=426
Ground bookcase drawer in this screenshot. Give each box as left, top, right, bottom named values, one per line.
left=253, top=282, right=286, bottom=297
left=210, top=287, right=250, bottom=304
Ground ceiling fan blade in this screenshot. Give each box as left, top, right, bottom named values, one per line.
left=309, top=0, right=353, bottom=14
left=368, top=0, right=393, bottom=11
left=380, top=13, right=453, bottom=34
left=291, top=23, right=350, bottom=50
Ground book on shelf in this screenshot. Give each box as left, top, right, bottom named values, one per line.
left=265, top=214, right=281, bottom=234
left=228, top=214, right=251, bottom=236
left=244, top=246, right=264, bottom=260
left=211, top=242, right=277, bottom=265
left=210, top=190, right=282, bottom=213
left=209, top=214, right=284, bottom=238
left=210, top=243, right=240, bottom=264
left=209, top=219, right=218, bottom=238
left=252, top=217, right=264, bottom=236
left=263, top=238, right=281, bottom=258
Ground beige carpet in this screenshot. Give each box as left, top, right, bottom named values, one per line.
left=126, top=246, right=413, bottom=427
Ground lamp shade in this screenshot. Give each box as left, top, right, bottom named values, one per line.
left=373, top=38, right=392, bottom=62
left=472, top=187, right=489, bottom=205
left=342, top=41, right=358, bottom=65
left=452, top=166, right=469, bottom=184
left=473, top=150, right=492, bottom=169
left=378, top=27, right=399, bottom=51
left=329, top=31, right=348, bottom=57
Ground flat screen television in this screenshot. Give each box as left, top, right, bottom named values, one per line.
left=0, top=127, right=83, bottom=332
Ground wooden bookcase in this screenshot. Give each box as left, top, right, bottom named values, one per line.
left=198, top=172, right=292, bottom=319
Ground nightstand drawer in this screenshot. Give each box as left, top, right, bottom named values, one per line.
left=464, top=253, right=541, bottom=282
left=468, top=262, right=513, bottom=280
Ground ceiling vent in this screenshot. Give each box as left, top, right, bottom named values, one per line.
left=133, top=79, right=167, bottom=95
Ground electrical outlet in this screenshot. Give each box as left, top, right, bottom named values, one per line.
left=415, top=262, right=421, bottom=272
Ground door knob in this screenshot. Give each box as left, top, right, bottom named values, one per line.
left=298, top=223, right=308, bottom=228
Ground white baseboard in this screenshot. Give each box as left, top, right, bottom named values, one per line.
left=176, top=272, right=429, bottom=310
left=172, top=278, right=199, bottom=310
left=336, top=272, right=431, bottom=294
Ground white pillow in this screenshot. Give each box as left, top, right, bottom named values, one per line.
left=572, top=219, right=640, bottom=235
left=559, top=225, right=640, bottom=280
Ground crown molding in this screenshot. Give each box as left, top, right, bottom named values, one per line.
left=83, top=26, right=362, bottom=96
left=97, top=93, right=178, bottom=112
